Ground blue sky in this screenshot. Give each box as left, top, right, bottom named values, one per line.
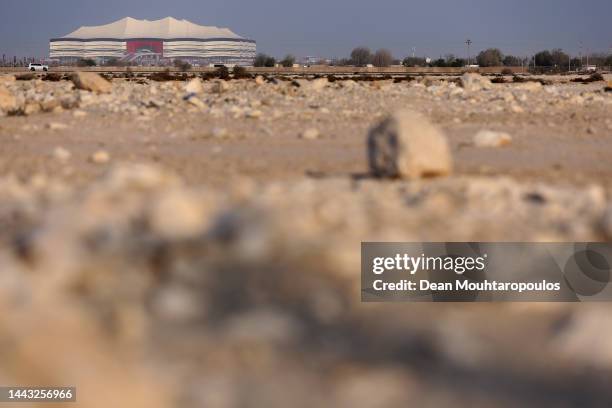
left=1, top=0, right=610, bottom=60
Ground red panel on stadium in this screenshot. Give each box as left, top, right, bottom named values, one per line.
left=126, top=40, right=163, bottom=55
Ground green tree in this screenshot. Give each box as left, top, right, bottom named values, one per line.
left=550, top=49, right=570, bottom=69
left=372, top=49, right=393, bottom=67
left=534, top=50, right=553, bottom=67
left=402, top=56, right=425, bottom=67
left=77, top=58, right=97, bottom=67
left=432, top=58, right=447, bottom=67
left=350, top=47, right=372, bottom=66
left=232, top=66, right=250, bottom=79
left=173, top=59, right=191, bottom=71
left=503, top=55, right=521, bottom=66
left=280, top=55, right=296, bottom=67
left=477, top=48, right=503, bottom=67
left=254, top=53, right=276, bottom=67
left=570, top=57, right=582, bottom=70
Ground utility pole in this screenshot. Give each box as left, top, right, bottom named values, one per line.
left=465, top=39, right=472, bottom=66
left=586, top=47, right=589, bottom=68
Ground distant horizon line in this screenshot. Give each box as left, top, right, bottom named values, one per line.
left=1, top=46, right=611, bottom=60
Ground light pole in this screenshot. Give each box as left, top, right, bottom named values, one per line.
left=586, top=48, right=589, bottom=68
left=465, top=39, right=472, bottom=66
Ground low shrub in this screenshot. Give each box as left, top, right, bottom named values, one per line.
left=233, top=66, right=251, bottom=79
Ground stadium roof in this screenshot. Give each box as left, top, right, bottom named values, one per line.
left=61, top=17, right=244, bottom=40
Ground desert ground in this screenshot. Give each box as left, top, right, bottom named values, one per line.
left=0, top=71, right=612, bottom=407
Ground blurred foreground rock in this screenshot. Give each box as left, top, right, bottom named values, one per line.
left=0, top=163, right=610, bottom=406
left=72, top=72, right=112, bottom=93
left=461, top=73, right=492, bottom=92
left=0, top=85, right=17, bottom=114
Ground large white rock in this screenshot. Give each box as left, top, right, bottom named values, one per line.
left=460, top=73, right=492, bottom=92
left=0, top=86, right=17, bottom=113
left=211, top=80, right=230, bottom=94
left=0, top=75, right=16, bottom=84
left=367, top=110, right=453, bottom=179
left=309, top=78, right=328, bottom=91
left=300, top=128, right=320, bottom=140
left=149, top=190, right=208, bottom=240
left=90, top=150, right=110, bottom=164
left=184, top=78, right=203, bottom=94
left=72, top=72, right=112, bottom=93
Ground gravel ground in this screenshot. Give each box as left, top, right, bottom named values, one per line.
left=0, top=72, right=612, bottom=407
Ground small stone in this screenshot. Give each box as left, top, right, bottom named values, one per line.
left=473, top=130, right=512, bottom=147
left=72, top=110, right=87, bottom=118
left=0, top=86, right=17, bottom=113
left=569, top=95, right=584, bottom=105
left=367, top=110, right=452, bottom=179
left=515, top=81, right=542, bottom=91
left=212, top=80, right=230, bottom=94
left=152, top=285, right=205, bottom=323
left=60, top=95, right=80, bottom=110
left=150, top=190, right=207, bottom=239
left=23, top=103, right=41, bottom=116
left=449, top=87, right=464, bottom=97
left=255, top=76, right=265, bottom=86
left=510, top=104, right=524, bottom=113
left=246, top=109, right=262, bottom=119
left=310, top=78, right=329, bottom=91
left=186, top=96, right=205, bottom=109
left=460, top=73, right=492, bottom=92
left=90, top=150, right=110, bottom=164
left=211, top=127, right=229, bottom=139
left=46, top=122, right=68, bottom=131
left=184, top=78, right=203, bottom=94
left=40, top=98, right=60, bottom=112
left=71, top=72, right=112, bottom=93
left=300, top=128, right=320, bottom=140
left=53, top=146, right=71, bottom=161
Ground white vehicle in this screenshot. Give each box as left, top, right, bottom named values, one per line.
left=28, top=63, right=48, bottom=72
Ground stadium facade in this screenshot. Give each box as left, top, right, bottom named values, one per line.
left=49, top=17, right=256, bottom=66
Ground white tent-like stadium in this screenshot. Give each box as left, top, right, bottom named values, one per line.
left=49, top=17, right=256, bottom=65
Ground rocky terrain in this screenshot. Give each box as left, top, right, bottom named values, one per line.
left=0, top=71, right=612, bottom=407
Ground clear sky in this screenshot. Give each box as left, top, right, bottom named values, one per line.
left=0, top=0, right=610, bottom=60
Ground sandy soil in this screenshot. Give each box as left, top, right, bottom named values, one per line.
left=0, top=74, right=611, bottom=188
left=0, top=72, right=612, bottom=407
